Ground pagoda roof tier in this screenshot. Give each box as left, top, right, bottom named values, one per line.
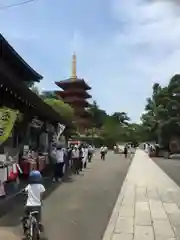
left=63, top=97, right=90, bottom=107
left=55, top=78, right=91, bottom=91
left=55, top=90, right=91, bottom=99
left=0, top=34, right=42, bottom=82
left=75, top=118, right=91, bottom=125
left=74, top=109, right=91, bottom=117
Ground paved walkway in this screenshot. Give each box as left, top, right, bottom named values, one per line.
left=103, top=149, right=180, bottom=240
left=0, top=151, right=131, bottom=240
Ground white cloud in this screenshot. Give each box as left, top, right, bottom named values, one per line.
left=95, top=0, right=180, bottom=120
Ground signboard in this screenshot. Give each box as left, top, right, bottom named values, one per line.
left=57, top=123, right=66, bottom=141
left=51, top=123, right=66, bottom=145
left=0, top=108, right=17, bottom=145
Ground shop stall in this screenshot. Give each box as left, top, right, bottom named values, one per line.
left=0, top=34, right=71, bottom=197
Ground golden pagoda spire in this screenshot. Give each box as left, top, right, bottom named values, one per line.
left=71, top=52, right=77, bottom=81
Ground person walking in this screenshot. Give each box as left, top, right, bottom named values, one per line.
left=72, top=145, right=79, bottom=174
left=88, top=145, right=93, bottom=162
left=78, top=145, right=83, bottom=172
left=67, top=146, right=72, bottom=171
left=50, top=144, right=59, bottom=182
left=124, top=144, right=128, bottom=158
left=83, top=145, right=88, bottom=168
left=56, top=145, right=65, bottom=180
left=113, top=145, right=117, bottom=154
left=100, top=145, right=106, bottom=160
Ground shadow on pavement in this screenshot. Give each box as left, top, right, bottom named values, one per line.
left=0, top=175, right=75, bottom=227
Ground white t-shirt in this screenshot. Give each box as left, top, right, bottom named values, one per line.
left=88, top=146, right=93, bottom=153
left=25, top=184, right=45, bottom=206
left=56, top=149, right=64, bottom=163
left=100, top=147, right=105, bottom=152
left=72, top=149, right=79, bottom=158
left=83, top=148, right=88, bottom=163
left=80, top=148, right=84, bottom=158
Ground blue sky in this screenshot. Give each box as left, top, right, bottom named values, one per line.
left=1, top=0, right=180, bottom=122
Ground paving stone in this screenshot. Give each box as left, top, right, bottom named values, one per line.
left=121, top=197, right=134, bottom=206
left=172, top=192, right=180, bottom=207
left=147, top=189, right=160, bottom=201
left=153, top=219, right=174, bottom=238
left=159, top=192, right=174, bottom=203
left=134, top=225, right=154, bottom=240
left=103, top=150, right=180, bottom=240
left=135, top=202, right=151, bottom=225
left=119, top=204, right=134, bottom=217
left=163, top=203, right=180, bottom=214
left=155, top=237, right=176, bottom=240
left=149, top=200, right=168, bottom=219
left=172, top=226, right=180, bottom=239
left=122, top=188, right=135, bottom=205
left=125, top=186, right=135, bottom=195
left=115, top=217, right=133, bottom=233
left=112, top=233, right=133, bottom=240
left=136, top=187, right=148, bottom=202
left=168, top=213, right=180, bottom=226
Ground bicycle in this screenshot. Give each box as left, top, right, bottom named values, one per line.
left=22, top=210, right=40, bottom=240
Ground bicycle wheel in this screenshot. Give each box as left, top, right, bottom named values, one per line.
left=32, top=220, right=40, bottom=240
left=22, top=218, right=31, bottom=240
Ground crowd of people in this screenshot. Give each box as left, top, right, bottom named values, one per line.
left=22, top=143, right=95, bottom=237
left=50, top=143, right=95, bottom=182
left=113, top=144, right=136, bottom=158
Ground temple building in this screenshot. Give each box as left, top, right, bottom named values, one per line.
left=0, top=34, right=69, bottom=125
left=0, top=33, right=72, bottom=155
left=55, top=53, right=92, bottom=132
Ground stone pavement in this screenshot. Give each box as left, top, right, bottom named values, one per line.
left=102, top=149, right=180, bottom=240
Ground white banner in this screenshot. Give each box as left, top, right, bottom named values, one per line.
left=57, top=123, right=66, bottom=141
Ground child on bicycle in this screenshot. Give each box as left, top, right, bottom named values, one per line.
left=22, top=170, right=45, bottom=235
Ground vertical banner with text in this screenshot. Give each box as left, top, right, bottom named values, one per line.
left=0, top=108, right=17, bottom=145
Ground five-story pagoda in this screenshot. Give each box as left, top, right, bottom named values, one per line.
left=55, top=53, right=91, bottom=132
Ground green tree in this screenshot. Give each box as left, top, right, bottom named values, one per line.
left=88, top=101, right=108, bottom=128
left=141, top=74, right=180, bottom=148
left=41, top=91, right=57, bottom=99
left=25, top=81, right=35, bottom=88
left=44, top=98, right=74, bottom=122
left=30, top=88, right=75, bottom=123
left=31, top=85, right=40, bottom=95
left=111, top=112, right=130, bottom=125
left=99, top=112, right=132, bottom=146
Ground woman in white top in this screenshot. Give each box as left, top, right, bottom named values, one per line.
left=71, top=145, right=79, bottom=174
left=56, top=145, right=65, bottom=180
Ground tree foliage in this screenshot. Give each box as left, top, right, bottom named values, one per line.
left=140, top=74, right=180, bottom=148
left=87, top=74, right=180, bottom=147
left=88, top=101, right=107, bottom=128
left=31, top=88, right=75, bottom=123
left=44, top=98, right=74, bottom=122
left=87, top=101, right=138, bottom=146
left=31, top=85, right=40, bottom=95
